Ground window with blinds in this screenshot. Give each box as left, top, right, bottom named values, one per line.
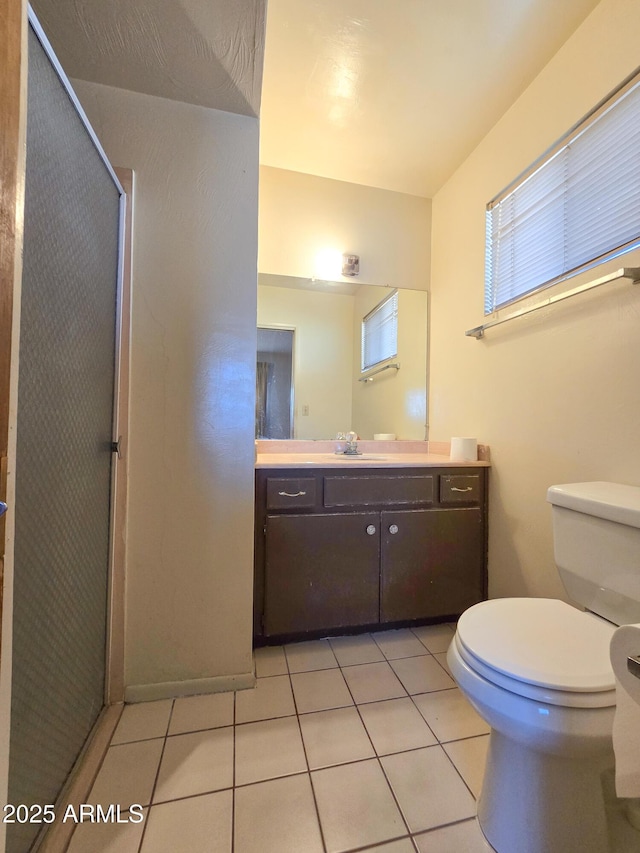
left=361, top=290, right=398, bottom=371
left=485, top=71, right=640, bottom=315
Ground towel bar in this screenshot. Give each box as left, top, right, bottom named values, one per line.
left=358, top=362, right=400, bottom=382
left=466, top=267, right=640, bottom=339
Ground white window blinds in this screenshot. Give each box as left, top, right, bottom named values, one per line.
left=361, top=290, right=398, bottom=371
left=485, top=74, right=640, bottom=314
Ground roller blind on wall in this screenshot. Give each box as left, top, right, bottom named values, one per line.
left=485, top=73, right=640, bottom=314
left=361, top=290, right=398, bottom=371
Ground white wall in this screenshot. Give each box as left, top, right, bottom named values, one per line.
left=257, top=281, right=354, bottom=439
left=429, top=0, right=640, bottom=602
left=352, top=287, right=428, bottom=440
left=74, top=81, right=259, bottom=696
left=259, top=166, right=431, bottom=290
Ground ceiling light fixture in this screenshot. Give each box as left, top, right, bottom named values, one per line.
left=342, top=254, right=359, bottom=277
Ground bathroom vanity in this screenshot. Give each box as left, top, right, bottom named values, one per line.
left=253, top=441, right=489, bottom=643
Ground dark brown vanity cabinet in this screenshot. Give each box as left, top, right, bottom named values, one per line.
left=254, top=467, right=487, bottom=641
left=380, top=507, right=484, bottom=622
left=263, top=512, right=380, bottom=636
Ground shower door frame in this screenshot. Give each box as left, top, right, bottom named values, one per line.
left=25, top=1, right=130, bottom=711
left=0, top=6, right=131, bottom=849
left=0, top=1, right=27, bottom=844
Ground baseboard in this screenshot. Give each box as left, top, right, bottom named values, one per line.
left=36, top=703, right=123, bottom=853
left=124, top=670, right=256, bottom=703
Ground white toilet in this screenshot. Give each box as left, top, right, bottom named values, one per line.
left=447, top=482, right=640, bottom=853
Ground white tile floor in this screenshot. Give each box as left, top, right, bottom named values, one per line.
left=67, top=624, right=494, bottom=853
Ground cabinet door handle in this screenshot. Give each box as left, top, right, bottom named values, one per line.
left=278, top=490, right=307, bottom=497
left=366, top=524, right=377, bottom=535
left=389, top=524, right=399, bottom=534
left=451, top=486, right=473, bottom=492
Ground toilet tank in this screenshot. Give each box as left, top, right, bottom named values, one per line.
left=547, top=482, right=640, bottom=625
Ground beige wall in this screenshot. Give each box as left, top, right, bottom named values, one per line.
left=429, top=0, right=640, bottom=602
left=259, top=166, right=431, bottom=290
left=352, top=287, right=428, bottom=440
left=257, top=281, right=354, bottom=439
left=74, top=81, right=259, bottom=697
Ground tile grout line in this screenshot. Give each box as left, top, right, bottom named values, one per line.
left=281, top=630, right=469, bottom=849
left=73, top=627, right=464, bottom=852
left=135, top=698, right=176, bottom=853
left=439, top=735, right=482, bottom=804
left=335, top=652, right=414, bottom=846
left=284, top=643, right=329, bottom=853
left=231, top=690, right=237, bottom=853
left=129, top=627, right=467, bottom=852
left=405, top=631, right=486, bottom=805
left=364, top=627, right=472, bottom=850
left=337, top=832, right=420, bottom=853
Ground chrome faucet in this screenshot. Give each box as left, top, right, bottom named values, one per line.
left=344, top=431, right=359, bottom=455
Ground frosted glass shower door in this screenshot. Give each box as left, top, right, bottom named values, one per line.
left=7, top=17, right=123, bottom=853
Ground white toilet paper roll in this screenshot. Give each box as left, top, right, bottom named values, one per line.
left=450, top=437, right=478, bottom=462
left=610, top=624, right=640, bottom=797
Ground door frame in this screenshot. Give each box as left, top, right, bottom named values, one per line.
left=107, top=167, right=133, bottom=705
left=256, top=323, right=296, bottom=439
left=0, top=0, right=28, bottom=845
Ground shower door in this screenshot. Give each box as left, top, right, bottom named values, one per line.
left=7, top=17, right=123, bottom=853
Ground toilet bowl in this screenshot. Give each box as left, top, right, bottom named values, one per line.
left=448, top=598, right=616, bottom=853
left=448, top=482, right=640, bottom=853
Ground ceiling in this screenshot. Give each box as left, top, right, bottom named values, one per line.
left=259, top=0, right=601, bottom=197
left=31, top=0, right=267, bottom=118
left=32, top=0, right=601, bottom=198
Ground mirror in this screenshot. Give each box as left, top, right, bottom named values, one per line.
left=256, top=327, right=294, bottom=439
left=257, top=273, right=428, bottom=440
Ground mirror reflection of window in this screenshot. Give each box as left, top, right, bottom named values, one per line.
left=256, top=327, right=294, bottom=439
left=257, top=276, right=428, bottom=440
left=361, top=290, right=398, bottom=372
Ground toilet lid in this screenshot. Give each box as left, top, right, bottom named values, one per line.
left=457, top=598, right=616, bottom=693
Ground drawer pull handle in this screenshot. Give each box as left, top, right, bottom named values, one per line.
left=366, top=524, right=377, bottom=535
left=389, top=524, right=399, bottom=534
left=451, top=486, right=473, bottom=492
left=278, top=490, right=307, bottom=498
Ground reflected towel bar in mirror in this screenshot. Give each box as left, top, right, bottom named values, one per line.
left=359, top=362, right=400, bottom=382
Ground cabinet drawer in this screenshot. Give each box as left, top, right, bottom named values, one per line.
left=324, top=475, right=434, bottom=508
left=266, top=478, right=316, bottom=509
left=440, top=474, right=481, bottom=504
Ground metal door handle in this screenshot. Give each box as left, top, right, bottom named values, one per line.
left=451, top=486, right=473, bottom=493
left=0, top=502, right=7, bottom=517
left=278, top=490, right=307, bottom=497
left=389, top=524, right=399, bottom=534
left=366, top=524, right=376, bottom=535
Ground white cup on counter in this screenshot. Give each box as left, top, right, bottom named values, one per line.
left=450, top=437, right=477, bottom=461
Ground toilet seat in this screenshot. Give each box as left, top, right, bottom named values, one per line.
left=456, top=598, right=617, bottom=708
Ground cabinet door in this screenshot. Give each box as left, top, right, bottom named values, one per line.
left=264, top=513, right=380, bottom=636
left=380, top=508, right=484, bottom=623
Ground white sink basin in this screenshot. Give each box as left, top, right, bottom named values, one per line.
left=340, top=454, right=389, bottom=460
left=302, top=453, right=389, bottom=463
